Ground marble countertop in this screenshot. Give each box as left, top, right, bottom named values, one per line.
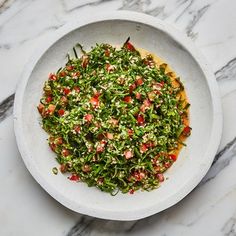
left=1, top=0, right=236, bottom=235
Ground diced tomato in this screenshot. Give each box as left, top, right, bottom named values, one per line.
left=69, top=174, right=80, bottom=181
left=110, top=118, right=119, bottom=126
left=182, top=126, right=191, bottom=137
left=63, top=87, right=71, bottom=95
left=60, top=164, right=68, bottom=173
left=73, top=86, right=80, bottom=93
left=105, top=49, right=110, bottom=57
left=136, top=114, right=145, bottom=125
left=58, top=109, right=65, bottom=116
left=74, top=125, right=81, bottom=133
left=37, top=103, right=45, bottom=114
left=59, top=71, right=67, bottom=77
left=62, top=149, right=70, bottom=157
left=90, top=96, right=99, bottom=108
left=124, top=150, right=133, bottom=159
left=48, top=73, right=57, bottom=81
left=82, top=165, right=91, bottom=173
left=143, top=99, right=151, bottom=107
left=97, top=177, right=104, bottom=185
left=164, top=162, right=171, bottom=168
left=136, top=77, right=143, bottom=86
left=133, top=171, right=146, bottom=181
left=96, top=145, right=104, bottom=153
left=47, top=104, right=56, bottom=115
left=129, top=83, right=136, bottom=93
left=45, top=96, right=52, bottom=103
left=49, top=143, right=56, bottom=152
left=140, top=143, right=148, bottom=153
left=156, top=173, right=164, bottom=182
left=125, top=42, right=135, bottom=51
left=169, top=154, right=177, bottom=162
left=82, top=55, right=89, bottom=68
left=55, top=137, right=63, bottom=145
left=84, top=114, right=93, bottom=122
left=153, top=82, right=164, bottom=90
left=123, top=96, right=132, bottom=103
left=107, top=132, right=113, bottom=140
left=128, top=129, right=134, bottom=137
left=129, top=189, right=135, bottom=194
left=60, top=96, right=68, bottom=105
left=66, top=65, right=74, bottom=71
left=105, top=63, right=115, bottom=73
left=135, top=92, right=141, bottom=100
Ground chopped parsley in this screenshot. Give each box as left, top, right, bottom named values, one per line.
left=37, top=39, right=191, bottom=194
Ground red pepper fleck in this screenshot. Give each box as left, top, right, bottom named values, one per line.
left=84, top=114, right=93, bottom=122
left=69, top=174, right=80, bottom=181
left=169, top=154, right=177, bottom=162
left=156, top=173, right=164, bottom=182
left=123, top=96, right=132, bottom=103
left=137, top=114, right=145, bottom=125
left=58, top=109, right=65, bottom=116
left=63, top=87, right=71, bottom=95
left=48, top=73, right=57, bottom=81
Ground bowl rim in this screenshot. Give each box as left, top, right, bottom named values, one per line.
left=13, top=10, right=223, bottom=221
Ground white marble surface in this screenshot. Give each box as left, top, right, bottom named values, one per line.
left=1, top=0, right=236, bottom=235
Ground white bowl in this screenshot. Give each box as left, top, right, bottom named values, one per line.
left=14, top=11, right=222, bottom=221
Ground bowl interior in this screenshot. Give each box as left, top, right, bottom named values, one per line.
left=19, top=18, right=216, bottom=220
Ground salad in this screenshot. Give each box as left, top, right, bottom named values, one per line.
left=37, top=38, right=191, bottom=195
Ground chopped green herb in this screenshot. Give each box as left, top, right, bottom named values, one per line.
left=37, top=40, right=191, bottom=194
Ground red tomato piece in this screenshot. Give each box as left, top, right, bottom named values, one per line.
left=124, top=150, right=133, bottom=159
left=48, top=73, right=57, bottom=81
left=123, top=96, right=132, bottom=103
left=47, top=104, right=56, bottom=115
left=66, top=65, right=74, bottom=71
left=169, top=154, right=177, bottom=162
left=63, top=87, right=71, bottom=95
left=62, top=149, right=70, bottom=157
left=136, top=77, right=143, bottom=86
left=125, top=42, right=135, bottom=51
left=73, top=86, right=80, bottom=93
left=137, top=114, right=145, bottom=125
left=69, top=174, right=80, bottom=181
left=84, top=114, right=93, bottom=122
left=135, top=92, right=141, bottom=100
left=182, top=126, right=191, bottom=137
left=58, top=109, right=65, bottom=116
left=156, top=173, right=164, bottom=182
left=129, top=83, right=136, bottom=93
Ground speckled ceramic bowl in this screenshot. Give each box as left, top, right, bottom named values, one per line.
left=14, top=11, right=222, bottom=220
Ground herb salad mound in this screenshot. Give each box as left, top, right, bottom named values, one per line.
left=37, top=38, right=191, bottom=195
